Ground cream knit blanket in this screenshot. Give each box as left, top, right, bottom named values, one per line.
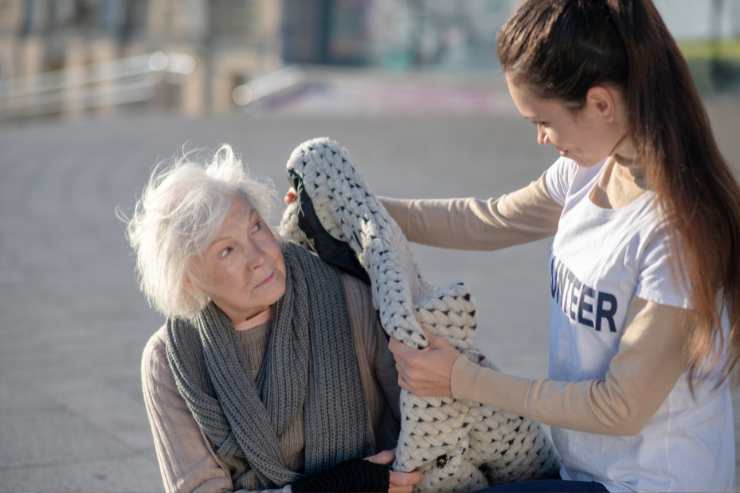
left=279, top=138, right=559, bottom=493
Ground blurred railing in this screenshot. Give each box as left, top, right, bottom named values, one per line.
left=0, top=51, right=196, bottom=120
left=232, top=66, right=310, bottom=109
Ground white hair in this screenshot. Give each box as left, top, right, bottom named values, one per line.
left=126, top=144, right=277, bottom=320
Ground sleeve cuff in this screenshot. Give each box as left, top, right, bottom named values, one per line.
left=450, top=353, right=482, bottom=402
left=451, top=353, right=533, bottom=416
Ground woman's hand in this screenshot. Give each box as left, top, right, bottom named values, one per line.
left=284, top=187, right=298, bottom=205
left=365, top=450, right=422, bottom=493
left=389, top=332, right=460, bottom=398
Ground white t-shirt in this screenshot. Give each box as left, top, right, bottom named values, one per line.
left=545, top=157, right=735, bottom=492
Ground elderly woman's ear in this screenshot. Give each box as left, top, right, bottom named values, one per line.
left=181, top=274, right=195, bottom=292
left=181, top=262, right=204, bottom=301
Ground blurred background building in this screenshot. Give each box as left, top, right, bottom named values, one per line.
left=0, top=0, right=282, bottom=119
left=0, top=0, right=738, bottom=122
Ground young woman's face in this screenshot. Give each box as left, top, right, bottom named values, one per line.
left=506, top=74, right=623, bottom=167
left=192, top=196, right=286, bottom=324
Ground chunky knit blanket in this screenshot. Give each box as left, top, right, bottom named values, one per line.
left=279, top=138, right=559, bottom=493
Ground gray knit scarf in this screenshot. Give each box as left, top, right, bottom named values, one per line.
left=165, top=242, right=371, bottom=488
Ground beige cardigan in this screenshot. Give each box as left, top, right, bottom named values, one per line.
left=142, top=274, right=400, bottom=493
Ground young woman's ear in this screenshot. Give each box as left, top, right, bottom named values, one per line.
left=586, top=85, right=617, bottom=123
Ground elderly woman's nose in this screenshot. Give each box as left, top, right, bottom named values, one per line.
left=244, top=241, right=269, bottom=269
left=245, top=249, right=266, bottom=269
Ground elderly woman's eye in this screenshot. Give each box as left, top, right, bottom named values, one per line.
left=219, top=246, right=233, bottom=258
left=251, top=221, right=263, bottom=233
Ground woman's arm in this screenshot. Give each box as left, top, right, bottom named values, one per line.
left=341, top=273, right=401, bottom=423
left=141, top=329, right=288, bottom=493
left=393, top=297, right=692, bottom=436
left=379, top=173, right=562, bottom=251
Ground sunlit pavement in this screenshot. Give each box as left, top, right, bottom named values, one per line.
left=1, top=86, right=739, bottom=492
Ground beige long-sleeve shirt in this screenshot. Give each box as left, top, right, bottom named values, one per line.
left=141, top=273, right=400, bottom=493
left=380, top=166, right=693, bottom=437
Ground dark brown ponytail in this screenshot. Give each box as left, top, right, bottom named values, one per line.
left=498, top=0, right=740, bottom=388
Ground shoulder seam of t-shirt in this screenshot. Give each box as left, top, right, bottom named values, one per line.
left=544, top=157, right=581, bottom=206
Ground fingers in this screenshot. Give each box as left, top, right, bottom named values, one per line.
left=389, top=337, right=421, bottom=366
left=420, top=327, right=435, bottom=345
left=389, top=470, right=423, bottom=493
left=397, top=363, right=423, bottom=393
left=365, top=449, right=421, bottom=493
left=397, top=372, right=412, bottom=392
left=389, top=484, right=415, bottom=493
left=390, top=335, right=455, bottom=396
left=421, top=328, right=448, bottom=350
left=283, top=188, right=298, bottom=205
left=389, top=336, right=423, bottom=355
left=365, top=449, right=395, bottom=465
left=390, top=338, right=420, bottom=393
left=388, top=336, right=405, bottom=355
left=393, top=358, right=412, bottom=392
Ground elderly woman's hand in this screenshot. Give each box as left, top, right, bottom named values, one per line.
left=388, top=333, right=460, bottom=398
left=365, top=450, right=423, bottom=493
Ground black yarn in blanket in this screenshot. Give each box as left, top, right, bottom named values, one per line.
left=290, top=169, right=371, bottom=285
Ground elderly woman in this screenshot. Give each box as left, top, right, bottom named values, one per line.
left=128, top=145, right=421, bottom=493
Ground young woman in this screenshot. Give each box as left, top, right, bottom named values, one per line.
left=128, top=146, right=421, bottom=493
left=382, top=1, right=740, bottom=491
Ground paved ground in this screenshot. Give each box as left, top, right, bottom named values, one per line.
left=1, top=91, right=739, bottom=492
